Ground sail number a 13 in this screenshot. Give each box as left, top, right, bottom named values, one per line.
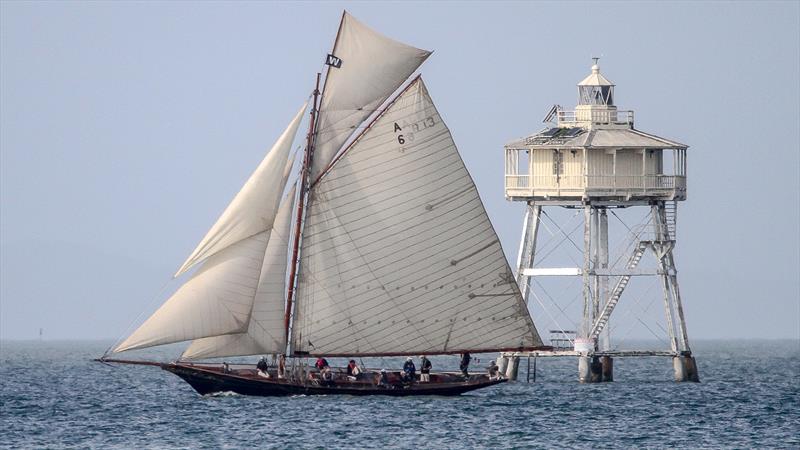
left=393, top=116, right=436, bottom=145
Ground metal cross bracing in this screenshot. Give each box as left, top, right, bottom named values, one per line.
left=513, top=200, right=692, bottom=358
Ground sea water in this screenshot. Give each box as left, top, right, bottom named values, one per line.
left=1, top=340, right=798, bottom=449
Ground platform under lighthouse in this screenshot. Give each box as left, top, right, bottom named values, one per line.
left=500, top=60, right=699, bottom=382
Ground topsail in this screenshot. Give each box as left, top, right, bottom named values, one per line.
left=311, top=12, right=431, bottom=182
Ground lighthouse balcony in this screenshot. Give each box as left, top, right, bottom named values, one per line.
left=505, top=174, right=686, bottom=202
left=557, top=109, right=634, bottom=129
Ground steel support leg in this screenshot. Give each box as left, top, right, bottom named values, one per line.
left=598, top=209, right=610, bottom=351
left=515, top=202, right=541, bottom=303
left=653, top=204, right=679, bottom=354
left=581, top=205, right=593, bottom=339
left=505, top=203, right=539, bottom=379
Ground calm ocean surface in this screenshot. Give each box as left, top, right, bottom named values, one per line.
left=1, top=340, right=798, bottom=449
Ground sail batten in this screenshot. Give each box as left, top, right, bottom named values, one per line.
left=293, top=78, right=541, bottom=356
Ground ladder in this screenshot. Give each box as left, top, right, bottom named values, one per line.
left=589, top=241, right=649, bottom=340
left=663, top=201, right=677, bottom=241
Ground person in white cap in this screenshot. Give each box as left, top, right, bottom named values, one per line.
left=402, top=357, right=416, bottom=382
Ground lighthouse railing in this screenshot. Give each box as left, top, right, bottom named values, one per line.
left=505, top=174, right=686, bottom=198
left=557, top=110, right=634, bottom=126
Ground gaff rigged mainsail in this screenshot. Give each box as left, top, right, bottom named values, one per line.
left=113, top=103, right=306, bottom=354
left=292, top=78, right=542, bottom=356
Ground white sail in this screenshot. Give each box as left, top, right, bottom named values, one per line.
left=114, top=231, right=272, bottom=353
left=311, top=12, right=431, bottom=182
left=175, top=102, right=307, bottom=277
left=293, top=78, right=542, bottom=356
left=182, top=184, right=297, bottom=359
left=114, top=114, right=302, bottom=353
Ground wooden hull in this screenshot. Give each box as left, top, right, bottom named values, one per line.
left=163, top=363, right=506, bottom=397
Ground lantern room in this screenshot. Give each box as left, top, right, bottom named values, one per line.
left=504, top=61, right=688, bottom=203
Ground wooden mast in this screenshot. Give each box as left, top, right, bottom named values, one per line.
left=284, top=12, right=345, bottom=356
left=284, top=73, right=321, bottom=351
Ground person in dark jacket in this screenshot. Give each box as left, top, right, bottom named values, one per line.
left=256, top=356, right=270, bottom=378
left=419, top=355, right=432, bottom=382
left=460, top=352, right=471, bottom=377
left=402, top=357, right=416, bottom=382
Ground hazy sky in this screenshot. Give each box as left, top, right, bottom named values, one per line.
left=1, top=1, right=798, bottom=341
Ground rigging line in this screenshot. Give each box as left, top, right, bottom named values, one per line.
left=294, top=210, right=383, bottom=355
left=539, top=209, right=583, bottom=255
left=103, top=277, right=174, bottom=357
left=312, top=93, right=437, bottom=164
left=303, top=193, right=486, bottom=267
left=305, top=252, right=508, bottom=328
left=537, top=211, right=584, bottom=268
left=302, top=226, right=497, bottom=295
left=534, top=219, right=584, bottom=266
left=532, top=277, right=580, bottom=328
left=306, top=200, right=438, bottom=351
left=311, top=74, right=423, bottom=187
left=285, top=73, right=322, bottom=354
left=305, top=173, right=472, bottom=237
left=305, top=151, right=464, bottom=223
left=608, top=212, right=650, bottom=270
left=530, top=208, right=581, bottom=258
left=303, top=195, right=487, bottom=271
left=608, top=279, right=664, bottom=350
left=312, top=131, right=455, bottom=193
left=528, top=288, right=574, bottom=343
left=302, top=224, right=495, bottom=306
left=314, top=99, right=440, bottom=153
left=305, top=253, right=515, bottom=347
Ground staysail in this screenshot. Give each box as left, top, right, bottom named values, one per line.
left=174, top=102, right=307, bottom=277
left=181, top=184, right=297, bottom=359
left=310, top=12, right=431, bottom=182
left=114, top=105, right=305, bottom=353
left=292, top=78, right=542, bottom=356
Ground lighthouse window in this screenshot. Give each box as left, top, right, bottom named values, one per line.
left=553, top=151, right=564, bottom=175
left=579, top=86, right=614, bottom=105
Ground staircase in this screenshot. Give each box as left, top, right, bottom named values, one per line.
left=663, top=201, right=677, bottom=241
left=589, top=241, right=649, bottom=340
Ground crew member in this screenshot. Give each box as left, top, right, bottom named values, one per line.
left=402, top=357, right=416, bottom=382
left=419, top=355, right=432, bottom=382
left=460, top=352, right=471, bottom=377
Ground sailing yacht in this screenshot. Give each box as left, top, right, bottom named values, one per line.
left=100, top=11, right=544, bottom=397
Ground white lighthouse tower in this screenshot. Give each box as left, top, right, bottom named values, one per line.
left=501, top=60, right=699, bottom=382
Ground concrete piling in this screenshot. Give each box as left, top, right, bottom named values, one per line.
left=673, top=355, right=700, bottom=382
left=497, top=355, right=509, bottom=376
left=600, top=356, right=614, bottom=382
left=578, top=356, right=591, bottom=383
left=505, top=356, right=520, bottom=381
left=579, top=356, right=612, bottom=383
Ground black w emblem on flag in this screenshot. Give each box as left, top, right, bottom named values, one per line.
left=325, top=54, right=343, bottom=68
